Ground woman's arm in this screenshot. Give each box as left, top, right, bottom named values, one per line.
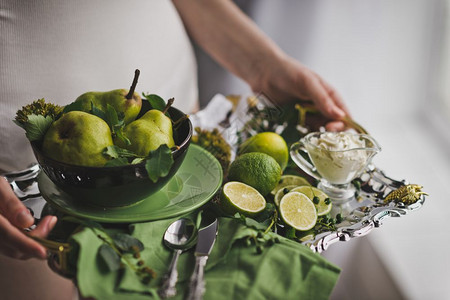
left=172, top=0, right=349, bottom=120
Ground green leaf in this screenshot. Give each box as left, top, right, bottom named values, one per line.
left=114, top=128, right=131, bottom=146
left=112, top=233, right=144, bottom=253
left=90, top=102, right=107, bottom=121
left=103, top=145, right=141, bottom=159
left=254, top=203, right=276, bottom=223
left=23, top=114, right=54, bottom=141
left=233, top=212, right=247, bottom=223
left=131, top=158, right=145, bottom=164
left=196, top=211, right=204, bottom=231
left=145, top=144, right=174, bottom=183
left=104, top=158, right=129, bottom=167
left=63, top=101, right=84, bottom=113
left=13, top=119, right=25, bottom=130
left=104, top=104, right=131, bottom=146
left=142, top=93, right=166, bottom=111
left=105, top=104, right=119, bottom=127
left=244, top=217, right=269, bottom=231
left=98, top=244, right=121, bottom=272
left=103, top=146, right=120, bottom=159
left=285, top=226, right=297, bottom=239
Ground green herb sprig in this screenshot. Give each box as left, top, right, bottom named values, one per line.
left=63, top=216, right=156, bottom=284
left=233, top=203, right=280, bottom=254
left=103, top=144, right=174, bottom=183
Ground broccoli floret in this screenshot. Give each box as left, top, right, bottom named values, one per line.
left=15, top=98, right=63, bottom=127
left=192, top=127, right=231, bottom=176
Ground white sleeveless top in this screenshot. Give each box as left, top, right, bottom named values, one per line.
left=0, top=0, right=198, bottom=172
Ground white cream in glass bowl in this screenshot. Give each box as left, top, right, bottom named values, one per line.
left=290, top=131, right=381, bottom=203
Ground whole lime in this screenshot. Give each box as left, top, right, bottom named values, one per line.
left=227, top=152, right=282, bottom=196
left=42, top=111, right=113, bottom=167
left=238, top=132, right=289, bottom=170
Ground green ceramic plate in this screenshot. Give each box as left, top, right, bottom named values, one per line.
left=38, top=144, right=223, bottom=223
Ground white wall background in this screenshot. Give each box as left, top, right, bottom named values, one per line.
left=196, top=1, right=450, bottom=299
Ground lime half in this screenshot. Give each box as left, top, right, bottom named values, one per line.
left=222, top=181, right=266, bottom=216
left=279, top=192, right=317, bottom=231
left=274, top=185, right=297, bottom=206
left=291, top=186, right=332, bottom=216
left=271, top=175, right=310, bottom=196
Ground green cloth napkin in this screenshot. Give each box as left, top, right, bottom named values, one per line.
left=72, top=217, right=340, bottom=300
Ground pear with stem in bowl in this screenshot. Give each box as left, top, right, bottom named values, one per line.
left=74, top=69, right=142, bottom=124
left=116, top=99, right=176, bottom=156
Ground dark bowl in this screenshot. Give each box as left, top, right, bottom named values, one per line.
left=32, top=103, right=192, bottom=207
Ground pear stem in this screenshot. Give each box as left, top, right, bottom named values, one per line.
left=173, top=114, right=189, bottom=129
left=126, top=69, right=140, bottom=100
left=163, top=98, right=175, bottom=114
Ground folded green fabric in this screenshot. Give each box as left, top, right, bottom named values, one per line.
left=72, top=216, right=340, bottom=300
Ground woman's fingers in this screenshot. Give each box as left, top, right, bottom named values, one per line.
left=0, top=214, right=48, bottom=259
left=325, top=121, right=347, bottom=132
left=317, top=76, right=351, bottom=117
left=0, top=178, right=35, bottom=228
left=0, top=177, right=57, bottom=260
left=306, top=74, right=346, bottom=120
left=28, top=215, right=57, bottom=239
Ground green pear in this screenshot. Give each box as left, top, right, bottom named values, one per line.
left=74, top=70, right=142, bottom=124
left=42, top=111, right=113, bottom=166
left=117, top=100, right=175, bottom=156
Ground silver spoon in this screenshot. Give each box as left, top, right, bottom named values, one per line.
left=158, top=218, right=198, bottom=299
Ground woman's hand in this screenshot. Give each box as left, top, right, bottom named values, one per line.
left=254, top=55, right=350, bottom=119
left=252, top=54, right=350, bottom=131
left=0, top=177, right=56, bottom=260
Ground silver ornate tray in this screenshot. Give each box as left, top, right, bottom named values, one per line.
left=303, top=164, right=426, bottom=253
left=3, top=162, right=426, bottom=256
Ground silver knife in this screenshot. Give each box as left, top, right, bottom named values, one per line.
left=185, top=218, right=218, bottom=300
